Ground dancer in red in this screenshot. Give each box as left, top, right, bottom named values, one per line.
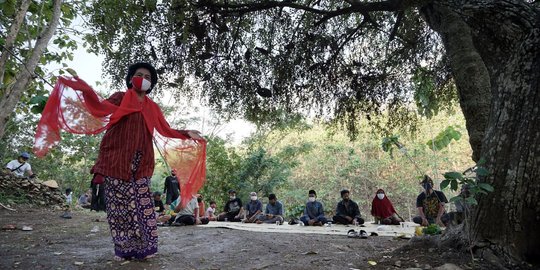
left=34, top=62, right=206, bottom=260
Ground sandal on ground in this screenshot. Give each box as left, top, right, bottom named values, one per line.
left=359, top=230, right=368, bottom=239
left=347, top=229, right=369, bottom=239
left=347, top=229, right=359, bottom=238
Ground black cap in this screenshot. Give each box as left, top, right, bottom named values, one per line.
left=228, top=189, right=236, bottom=194
left=308, top=190, right=316, bottom=196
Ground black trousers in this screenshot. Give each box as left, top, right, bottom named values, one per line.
left=175, top=215, right=209, bottom=225
left=332, top=215, right=365, bottom=225
left=90, top=182, right=106, bottom=212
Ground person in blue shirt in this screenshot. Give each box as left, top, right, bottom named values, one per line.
left=244, top=191, right=263, bottom=223
left=255, top=193, right=285, bottom=224
left=300, top=190, right=327, bottom=226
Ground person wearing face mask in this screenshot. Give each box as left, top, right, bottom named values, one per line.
left=300, top=190, right=328, bottom=226
left=243, top=191, right=263, bottom=223
left=217, top=190, right=244, bottom=222
left=196, top=194, right=206, bottom=218
left=371, top=189, right=403, bottom=225
left=333, top=189, right=364, bottom=225
left=34, top=62, right=206, bottom=261
left=163, top=169, right=180, bottom=206
left=413, top=175, right=450, bottom=227
left=171, top=194, right=209, bottom=226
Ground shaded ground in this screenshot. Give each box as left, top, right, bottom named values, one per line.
left=0, top=207, right=490, bottom=270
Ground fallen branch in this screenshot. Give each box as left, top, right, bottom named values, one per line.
left=0, top=202, right=16, bottom=211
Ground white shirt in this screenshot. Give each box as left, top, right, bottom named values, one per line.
left=206, top=206, right=216, bottom=217
left=6, top=160, right=32, bottom=178
left=177, top=197, right=199, bottom=216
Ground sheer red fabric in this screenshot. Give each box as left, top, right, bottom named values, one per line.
left=33, top=76, right=206, bottom=207
left=371, top=189, right=397, bottom=218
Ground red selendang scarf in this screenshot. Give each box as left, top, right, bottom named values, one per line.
left=371, top=189, right=397, bottom=218
left=33, top=76, right=206, bottom=207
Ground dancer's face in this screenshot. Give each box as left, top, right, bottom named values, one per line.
left=132, top=68, right=152, bottom=92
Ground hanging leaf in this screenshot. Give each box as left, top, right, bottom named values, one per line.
left=475, top=167, right=489, bottom=176
left=443, top=171, right=462, bottom=180
left=450, top=179, right=458, bottom=191
left=478, top=183, right=494, bottom=192
left=427, top=126, right=462, bottom=151
left=440, top=179, right=450, bottom=190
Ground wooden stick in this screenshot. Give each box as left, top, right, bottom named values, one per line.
left=0, top=202, right=16, bottom=211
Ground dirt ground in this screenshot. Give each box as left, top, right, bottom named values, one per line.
left=0, top=207, right=491, bottom=270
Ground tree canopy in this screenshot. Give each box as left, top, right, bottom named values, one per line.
left=82, top=0, right=457, bottom=138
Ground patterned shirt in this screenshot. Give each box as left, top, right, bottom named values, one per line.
left=416, top=190, right=448, bottom=219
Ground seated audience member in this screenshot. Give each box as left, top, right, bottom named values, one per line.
left=173, top=195, right=209, bottom=226
left=333, top=189, right=364, bottom=225
left=413, top=176, right=450, bottom=227
left=197, top=194, right=206, bottom=219
left=61, top=188, right=73, bottom=219
left=300, top=190, right=327, bottom=226
left=206, top=201, right=217, bottom=221
left=371, top=189, right=403, bottom=225
left=217, top=190, right=243, bottom=222
left=153, top=192, right=171, bottom=224
left=77, top=189, right=92, bottom=209
left=244, top=191, right=263, bottom=223
left=5, top=152, right=34, bottom=178
left=255, top=193, right=284, bottom=224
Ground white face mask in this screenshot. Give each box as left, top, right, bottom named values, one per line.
left=229, top=196, right=236, bottom=200
left=141, top=78, right=151, bottom=91
left=308, top=197, right=316, bottom=202
left=251, top=196, right=257, bottom=201
left=377, top=194, right=385, bottom=200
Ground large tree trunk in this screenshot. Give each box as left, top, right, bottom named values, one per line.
left=0, top=0, right=63, bottom=139
left=0, top=0, right=31, bottom=85
left=424, top=0, right=540, bottom=266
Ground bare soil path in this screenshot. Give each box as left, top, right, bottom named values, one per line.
left=0, top=208, right=487, bottom=269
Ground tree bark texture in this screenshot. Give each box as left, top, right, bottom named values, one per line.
left=425, top=0, right=540, bottom=264
left=0, top=0, right=63, bottom=139
left=0, top=0, right=31, bottom=87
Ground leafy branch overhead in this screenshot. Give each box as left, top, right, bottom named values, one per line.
left=81, top=0, right=457, bottom=135
left=440, top=164, right=493, bottom=207
left=426, top=125, right=461, bottom=151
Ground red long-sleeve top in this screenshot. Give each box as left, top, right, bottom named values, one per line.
left=90, top=92, right=154, bottom=180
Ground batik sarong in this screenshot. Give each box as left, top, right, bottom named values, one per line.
left=104, top=152, right=158, bottom=259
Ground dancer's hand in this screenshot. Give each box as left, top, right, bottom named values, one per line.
left=187, top=130, right=204, bottom=140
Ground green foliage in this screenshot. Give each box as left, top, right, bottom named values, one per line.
left=1, top=0, right=81, bottom=116
left=413, top=67, right=438, bottom=118
left=0, top=110, right=101, bottom=198
left=381, top=135, right=400, bottom=157
left=440, top=166, right=494, bottom=207
left=422, top=224, right=442, bottom=235
left=0, top=190, right=29, bottom=205
left=80, top=1, right=458, bottom=139
left=426, top=125, right=462, bottom=151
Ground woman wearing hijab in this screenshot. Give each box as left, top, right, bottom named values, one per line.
left=34, top=62, right=206, bottom=261
left=371, top=189, right=403, bottom=225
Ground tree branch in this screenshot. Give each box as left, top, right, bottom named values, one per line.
left=195, top=0, right=408, bottom=17
left=0, top=0, right=31, bottom=88
left=0, top=0, right=63, bottom=139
